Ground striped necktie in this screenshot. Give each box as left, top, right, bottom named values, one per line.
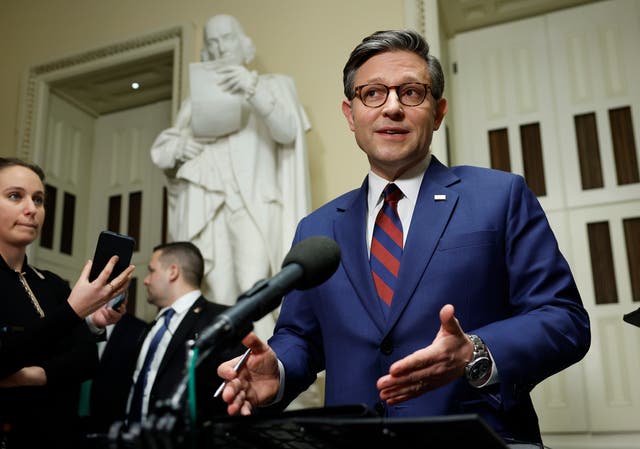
left=128, top=307, right=175, bottom=422
left=370, top=183, right=403, bottom=307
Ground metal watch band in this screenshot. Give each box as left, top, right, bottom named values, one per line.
left=467, top=334, right=487, bottom=359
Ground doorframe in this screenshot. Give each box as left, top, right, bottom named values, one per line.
left=404, top=0, right=449, bottom=164
left=16, top=23, right=194, bottom=262
left=16, top=22, right=195, bottom=165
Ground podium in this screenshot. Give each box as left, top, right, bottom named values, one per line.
left=205, top=405, right=509, bottom=448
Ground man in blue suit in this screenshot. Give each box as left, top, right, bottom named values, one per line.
left=217, top=29, right=590, bottom=446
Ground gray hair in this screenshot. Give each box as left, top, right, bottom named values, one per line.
left=343, top=29, right=444, bottom=101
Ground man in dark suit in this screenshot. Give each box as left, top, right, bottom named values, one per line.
left=217, top=30, right=590, bottom=447
left=123, top=241, right=238, bottom=424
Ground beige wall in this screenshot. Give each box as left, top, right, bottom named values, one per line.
left=0, top=0, right=406, bottom=209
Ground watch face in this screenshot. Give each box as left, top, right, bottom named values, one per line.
left=468, top=357, right=491, bottom=380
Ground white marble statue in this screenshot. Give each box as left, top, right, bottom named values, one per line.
left=150, top=14, right=311, bottom=341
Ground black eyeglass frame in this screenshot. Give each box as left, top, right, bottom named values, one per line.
left=353, top=82, right=431, bottom=108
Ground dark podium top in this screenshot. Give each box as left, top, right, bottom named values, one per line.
left=205, top=405, right=508, bottom=448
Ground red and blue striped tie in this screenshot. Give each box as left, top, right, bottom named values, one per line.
left=370, top=183, right=403, bottom=306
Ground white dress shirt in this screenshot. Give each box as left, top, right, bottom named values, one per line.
left=126, top=290, right=201, bottom=419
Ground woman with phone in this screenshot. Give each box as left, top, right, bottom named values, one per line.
left=0, top=157, right=135, bottom=448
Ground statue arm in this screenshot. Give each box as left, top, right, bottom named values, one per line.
left=150, top=100, right=205, bottom=170
left=247, top=76, right=297, bottom=145
left=216, top=66, right=298, bottom=145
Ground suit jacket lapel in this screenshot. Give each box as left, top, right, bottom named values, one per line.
left=386, top=158, right=460, bottom=329
left=334, top=178, right=387, bottom=333
left=156, top=296, right=206, bottom=377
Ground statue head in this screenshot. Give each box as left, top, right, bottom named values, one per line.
left=201, top=14, right=256, bottom=65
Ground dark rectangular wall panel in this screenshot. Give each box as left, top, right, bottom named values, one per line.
left=60, top=192, right=75, bottom=255
left=126, top=277, right=137, bottom=315
left=162, top=187, right=168, bottom=245
left=574, top=112, right=604, bottom=190
left=488, top=128, right=511, bottom=172
left=609, top=106, right=639, bottom=185
left=108, top=195, right=121, bottom=233
left=40, top=184, right=57, bottom=249
left=623, top=217, right=640, bottom=302
left=128, top=191, right=142, bottom=251
left=587, top=221, right=618, bottom=304
left=520, top=122, right=547, bottom=196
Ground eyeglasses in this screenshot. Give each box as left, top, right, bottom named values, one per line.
left=354, top=83, right=430, bottom=108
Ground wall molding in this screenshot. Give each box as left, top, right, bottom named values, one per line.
left=16, top=23, right=195, bottom=164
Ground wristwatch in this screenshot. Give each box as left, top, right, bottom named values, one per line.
left=464, top=334, right=492, bottom=387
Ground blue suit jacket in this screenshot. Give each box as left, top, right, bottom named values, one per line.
left=269, top=157, right=590, bottom=443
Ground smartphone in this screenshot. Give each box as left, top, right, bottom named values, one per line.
left=107, top=292, right=127, bottom=309
left=88, top=231, right=135, bottom=283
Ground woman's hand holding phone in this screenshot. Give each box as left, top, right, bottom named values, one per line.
left=67, top=256, right=135, bottom=318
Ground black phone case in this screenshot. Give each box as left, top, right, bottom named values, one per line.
left=88, top=231, right=135, bottom=282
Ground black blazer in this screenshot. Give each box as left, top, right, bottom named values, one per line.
left=148, top=296, right=244, bottom=421
left=0, top=259, right=98, bottom=448
left=135, top=296, right=243, bottom=423
left=88, top=297, right=242, bottom=430
left=88, top=313, right=147, bottom=432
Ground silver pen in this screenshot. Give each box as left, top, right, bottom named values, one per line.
left=213, top=348, right=252, bottom=398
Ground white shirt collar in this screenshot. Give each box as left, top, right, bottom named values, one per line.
left=367, top=153, right=431, bottom=215
left=156, top=289, right=201, bottom=318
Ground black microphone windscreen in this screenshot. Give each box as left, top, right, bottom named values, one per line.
left=281, top=236, right=341, bottom=290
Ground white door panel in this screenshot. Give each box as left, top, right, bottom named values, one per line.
left=33, top=94, right=95, bottom=284
left=449, top=16, right=565, bottom=212
left=548, top=0, right=640, bottom=209
left=568, top=202, right=640, bottom=431
left=32, top=98, right=170, bottom=322
left=91, top=101, right=170, bottom=321
left=449, top=0, right=640, bottom=437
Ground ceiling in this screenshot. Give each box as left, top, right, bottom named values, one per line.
left=437, top=0, right=601, bottom=37
left=50, top=52, right=174, bottom=117
left=51, top=0, right=601, bottom=116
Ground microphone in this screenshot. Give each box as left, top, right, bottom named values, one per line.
left=194, top=236, right=341, bottom=350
